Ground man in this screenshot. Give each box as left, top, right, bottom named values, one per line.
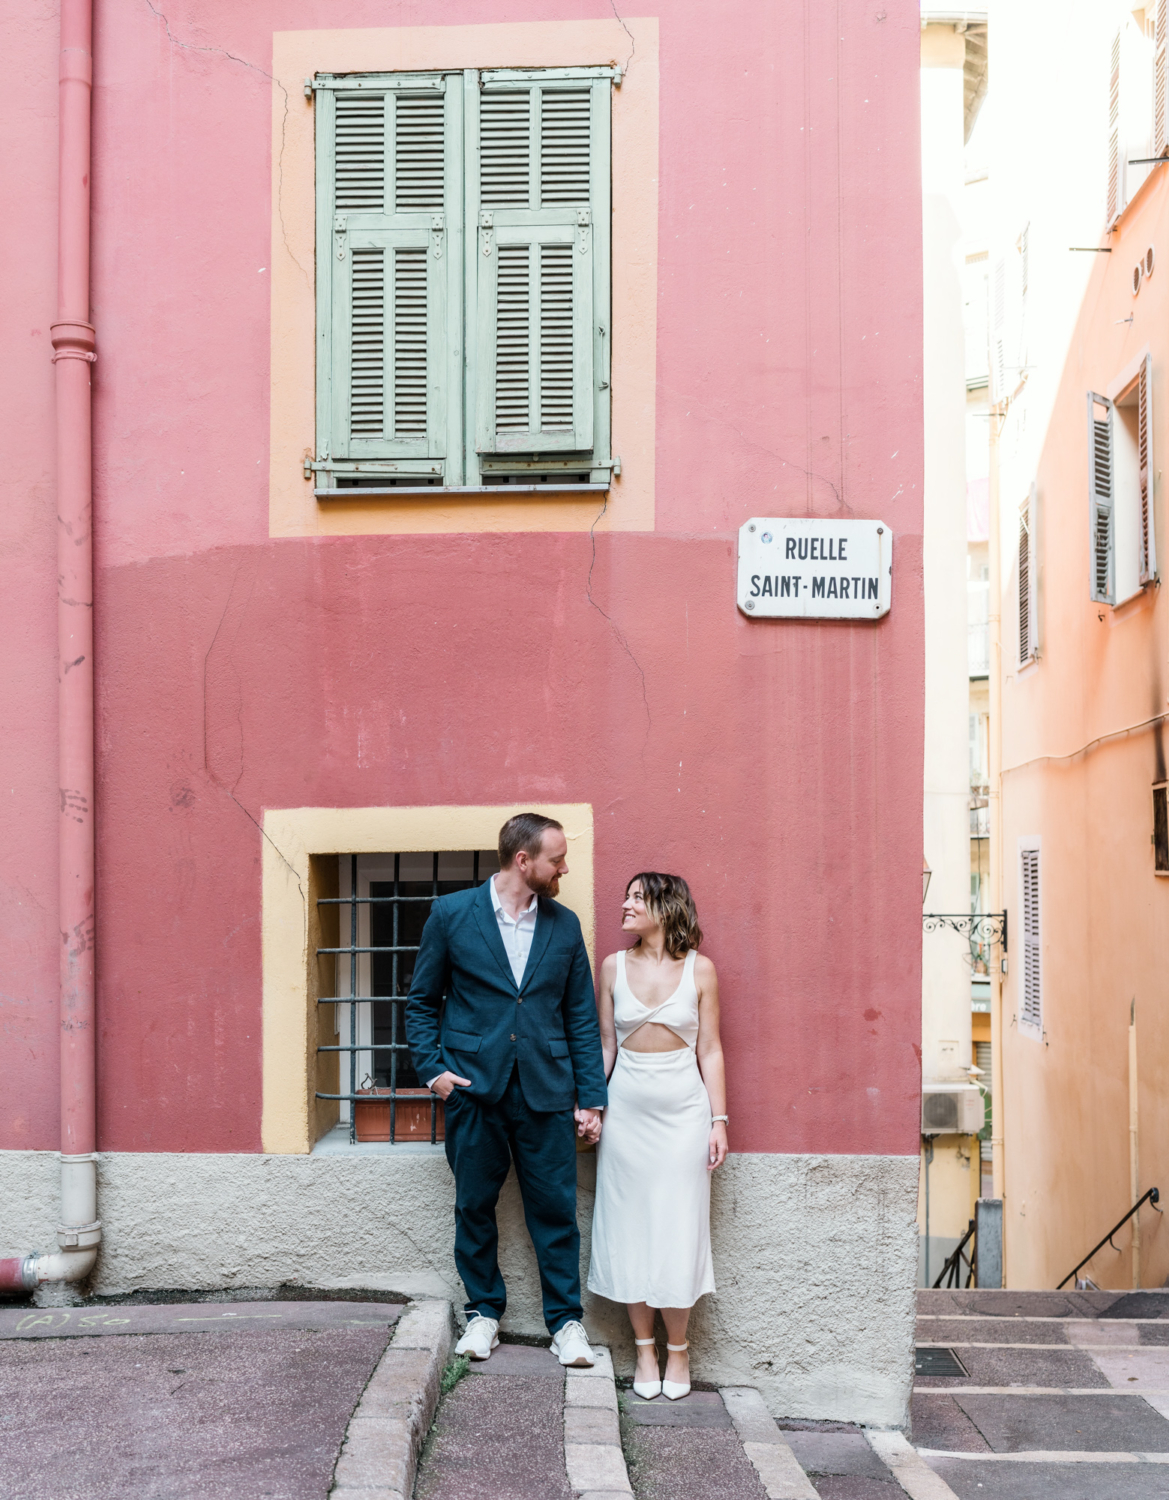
left=406, top=812, right=607, bottom=1366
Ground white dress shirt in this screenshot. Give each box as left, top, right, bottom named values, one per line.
left=427, top=877, right=537, bottom=1087
left=490, top=873, right=538, bottom=987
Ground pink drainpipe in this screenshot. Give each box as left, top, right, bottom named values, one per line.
left=0, top=0, right=101, bottom=1293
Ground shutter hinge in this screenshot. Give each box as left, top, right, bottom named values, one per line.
left=480, top=211, right=494, bottom=257
left=577, top=207, right=591, bottom=255
left=304, top=76, right=314, bottom=99
left=334, top=213, right=348, bottom=261
left=432, top=213, right=445, bottom=259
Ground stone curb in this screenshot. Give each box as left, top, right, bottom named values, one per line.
left=719, top=1387, right=818, bottom=1500
left=865, top=1430, right=961, bottom=1500
left=564, top=1346, right=633, bottom=1498
left=330, top=1299, right=454, bottom=1498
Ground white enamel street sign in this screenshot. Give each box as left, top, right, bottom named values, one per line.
left=737, top=517, right=893, bottom=619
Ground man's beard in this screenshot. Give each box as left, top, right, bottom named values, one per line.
left=526, top=871, right=560, bottom=898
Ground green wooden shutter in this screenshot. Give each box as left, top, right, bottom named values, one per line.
left=316, top=76, right=463, bottom=479
left=1087, top=391, right=1115, bottom=604
left=468, top=73, right=610, bottom=467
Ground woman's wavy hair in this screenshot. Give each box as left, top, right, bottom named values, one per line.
left=625, top=872, right=703, bottom=958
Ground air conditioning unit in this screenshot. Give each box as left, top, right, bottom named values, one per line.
left=922, top=1084, right=985, bottom=1136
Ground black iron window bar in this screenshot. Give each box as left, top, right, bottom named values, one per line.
left=315, top=852, right=490, bottom=1145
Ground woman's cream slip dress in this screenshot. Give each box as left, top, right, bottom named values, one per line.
left=587, top=948, right=716, bottom=1309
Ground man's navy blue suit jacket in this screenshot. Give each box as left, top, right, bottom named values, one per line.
left=405, top=879, right=609, bottom=1113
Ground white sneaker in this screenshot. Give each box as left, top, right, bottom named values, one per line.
left=455, top=1314, right=500, bottom=1361
left=551, top=1319, right=595, bottom=1367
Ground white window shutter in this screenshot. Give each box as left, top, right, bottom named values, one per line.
left=1107, top=29, right=1123, bottom=223
left=1140, top=353, right=1157, bottom=584
left=1018, top=485, right=1037, bottom=666
left=992, top=258, right=1006, bottom=401
left=1087, top=391, right=1115, bottom=604
left=1019, top=846, right=1042, bottom=1038
left=472, top=79, right=603, bottom=457
left=317, top=79, right=462, bottom=473
left=1157, top=0, right=1168, bottom=156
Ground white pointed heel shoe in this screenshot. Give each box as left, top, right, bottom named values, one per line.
left=662, top=1341, right=690, bottom=1401
left=631, top=1337, right=662, bottom=1399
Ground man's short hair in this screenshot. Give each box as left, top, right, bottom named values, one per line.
left=498, top=812, right=564, bottom=868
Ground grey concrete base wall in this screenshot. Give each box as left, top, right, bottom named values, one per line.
left=0, top=1147, right=918, bottom=1426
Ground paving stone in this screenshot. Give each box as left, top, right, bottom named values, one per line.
left=0, top=1323, right=392, bottom=1500
left=916, top=1317, right=1069, bottom=1346
left=566, top=1376, right=619, bottom=1410
left=624, top=1426, right=769, bottom=1500
left=333, top=1417, right=413, bottom=1492
left=916, top=1345, right=1110, bottom=1388
left=1100, top=1292, right=1169, bottom=1321
left=413, top=1370, right=571, bottom=1500
left=809, top=1480, right=904, bottom=1500
left=0, top=1299, right=403, bottom=1340
left=910, top=1393, right=992, bottom=1453
left=566, top=1441, right=633, bottom=1493
left=926, top=1458, right=1169, bottom=1500
left=785, top=1432, right=890, bottom=1477
left=624, top=1390, right=733, bottom=1427
left=951, top=1392, right=1169, bottom=1452
left=1141, top=1324, right=1169, bottom=1346
left=393, top=1300, right=453, bottom=1351
left=721, top=1386, right=784, bottom=1445
left=1070, top=1320, right=1140, bottom=1347
left=741, top=1440, right=819, bottom=1499
left=467, top=1341, right=563, bottom=1377
left=565, top=1403, right=622, bottom=1444
left=331, top=1489, right=409, bottom=1500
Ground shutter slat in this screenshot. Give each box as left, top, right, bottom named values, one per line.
left=394, top=248, right=428, bottom=436
left=1018, top=496, right=1031, bottom=666
left=539, top=243, right=575, bottom=429
left=1157, top=0, right=1167, bottom=156
left=394, top=97, right=446, bottom=211
left=336, top=95, right=386, bottom=211
left=1139, top=354, right=1156, bottom=584
left=481, top=94, right=531, bottom=207
left=540, top=90, right=591, bottom=204
left=350, top=248, right=385, bottom=437
left=1021, top=848, right=1042, bottom=1034
left=495, top=245, right=530, bottom=430
left=1088, top=392, right=1115, bottom=604
left=1107, top=30, right=1122, bottom=222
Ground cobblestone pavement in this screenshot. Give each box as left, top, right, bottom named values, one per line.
left=0, top=1299, right=403, bottom=1500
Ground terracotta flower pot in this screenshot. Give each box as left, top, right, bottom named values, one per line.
left=354, top=1087, right=445, bottom=1143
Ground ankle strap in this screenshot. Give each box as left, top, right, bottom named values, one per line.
left=666, top=1342, right=689, bottom=1351
left=634, top=1338, right=656, bottom=1346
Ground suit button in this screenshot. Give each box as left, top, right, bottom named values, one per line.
left=510, top=1034, right=516, bottom=1041
left=517, top=997, right=523, bottom=1004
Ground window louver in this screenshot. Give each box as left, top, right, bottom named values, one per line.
left=1018, top=495, right=1032, bottom=666
left=336, top=95, right=386, bottom=211
left=1107, top=31, right=1121, bottom=222
left=539, top=244, right=574, bottom=429
left=1088, top=393, right=1115, bottom=604
left=350, top=248, right=385, bottom=437
left=495, top=245, right=530, bottom=431
left=1139, top=355, right=1156, bottom=584
left=540, top=90, right=591, bottom=203
left=394, top=249, right=428, bottom=436
left=1157, top=0, right=1168, bottom=156
left=395, top=97, right=445, bottom=211
left=1020, top=848, right=1041, bottom=1034
left=481, top=94, right=530, bottom=207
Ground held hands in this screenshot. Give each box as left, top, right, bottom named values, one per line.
left=575, top=1106, right=603, bottom=1144
left=430, top=1071, right=472, bottom=1101
left=708, top=1121, right=728, bottom=1170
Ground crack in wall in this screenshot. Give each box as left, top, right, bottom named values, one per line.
left=141, top=0, right=310, bottom=289
left=609, top=0, right=636, bottom=75
left=587, top=497, right=651, bottom=749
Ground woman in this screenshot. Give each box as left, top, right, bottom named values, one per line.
left=587, top=873, right=728, bottom=1400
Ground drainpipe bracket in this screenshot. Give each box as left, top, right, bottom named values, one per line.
left=56, top=1220, right=102, bottom=1250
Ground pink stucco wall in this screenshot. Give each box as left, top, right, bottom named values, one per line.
left=0, top=0, right=924, bottom=1156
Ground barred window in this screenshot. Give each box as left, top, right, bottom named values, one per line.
left=317, top=850, right=500, bottom=1145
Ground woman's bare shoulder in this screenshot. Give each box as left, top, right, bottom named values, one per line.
left=693, top=952, right=718, bottom=983
left=599, top=951, right=621, bottom=977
